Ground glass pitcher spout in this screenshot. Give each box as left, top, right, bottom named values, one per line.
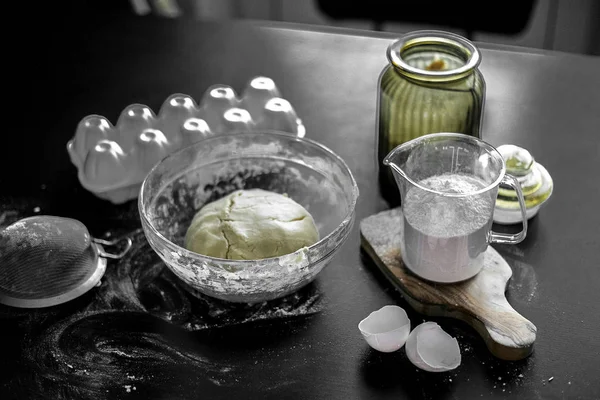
left=383, top=142, right=412, bottom=183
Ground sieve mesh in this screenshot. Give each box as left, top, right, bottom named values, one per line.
left=0, top=216, right=128, bottom=308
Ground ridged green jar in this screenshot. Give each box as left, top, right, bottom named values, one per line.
left=377, top=30, right=486, bottom=205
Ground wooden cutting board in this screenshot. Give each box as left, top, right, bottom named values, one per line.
left=360, top=208, right=536, bottom=361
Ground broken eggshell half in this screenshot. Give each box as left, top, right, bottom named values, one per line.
left=405, top=322, right=461, bottom=372
left=358, top=305, right=411, bottom=353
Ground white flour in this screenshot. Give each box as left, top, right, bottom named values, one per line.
left=402, top=173, right=494, bottom=283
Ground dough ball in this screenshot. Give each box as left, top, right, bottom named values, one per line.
left=184, top=189, right=319, bottom=260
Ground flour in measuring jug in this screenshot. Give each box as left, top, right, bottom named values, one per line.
left=402, top=173, right=494, bottom=282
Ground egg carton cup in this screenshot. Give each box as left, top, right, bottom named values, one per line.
left=67, top=76, right=305, bottom=204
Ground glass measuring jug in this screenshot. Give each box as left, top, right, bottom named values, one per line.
left=383, top=133, right=527, bottom=283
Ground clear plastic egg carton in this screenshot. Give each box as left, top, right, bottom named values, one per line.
left=67, top=76, right=305, bottom=204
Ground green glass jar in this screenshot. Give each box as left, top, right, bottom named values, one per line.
left=377, top=30, right=486, bottom=205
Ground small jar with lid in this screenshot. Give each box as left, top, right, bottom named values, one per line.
left=377, top=30, right=486, bottom=205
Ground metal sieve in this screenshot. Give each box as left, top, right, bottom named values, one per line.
left=0, top=215, right=132, bottom=308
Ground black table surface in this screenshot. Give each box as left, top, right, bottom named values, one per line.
left=2, top=12, right=600, bottom=400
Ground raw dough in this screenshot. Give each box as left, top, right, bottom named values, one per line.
left=184, top=189, right=319, bottom=260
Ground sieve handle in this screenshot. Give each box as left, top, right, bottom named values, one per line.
left=93, top=237, right=133, bottom=259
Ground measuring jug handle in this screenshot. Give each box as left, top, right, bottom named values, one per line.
left=489, top=174, right=528, bottom=244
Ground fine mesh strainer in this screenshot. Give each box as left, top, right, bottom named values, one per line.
left=0, top=215, right=132, bottom=308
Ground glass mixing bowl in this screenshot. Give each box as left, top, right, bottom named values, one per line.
left=139, top=131, right=359, bottom=303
